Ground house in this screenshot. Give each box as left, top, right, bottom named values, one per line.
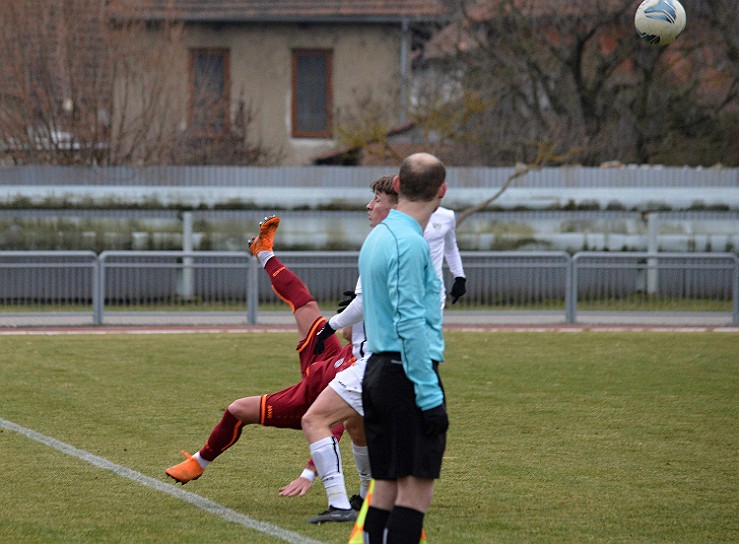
left=119, top=0, right=451, bottom=165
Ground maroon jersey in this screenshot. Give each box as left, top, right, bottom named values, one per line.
left=259, top=317, right=355, bottom=428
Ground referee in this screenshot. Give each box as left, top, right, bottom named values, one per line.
left=358, top=152, right=449, bottom=544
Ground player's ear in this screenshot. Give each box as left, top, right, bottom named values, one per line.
left=392, top=175, right=400, bottom=193
left=438, top=182, right=447, bottom=199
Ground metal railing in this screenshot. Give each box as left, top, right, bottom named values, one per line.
left=568, top=252, right=738, bottom=324
left=0, top=250, right=737, bottom=326
left=95, top=251, right=260, bottom=325
left=0, top=251, right=98, bottom=313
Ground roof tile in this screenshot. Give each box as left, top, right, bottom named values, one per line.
left=111, top=0, right=450, bottom=22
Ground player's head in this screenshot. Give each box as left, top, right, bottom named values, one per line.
left=396, top=152, right=446, bottom=202
left=367, top=175, right=398, bottom=227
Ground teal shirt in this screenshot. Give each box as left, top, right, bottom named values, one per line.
left=359, top=209, right=445, bottom=411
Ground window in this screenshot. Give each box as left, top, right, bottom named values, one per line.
left=292, top=49, right=333, bottom=138
left=189, top=49, right=230, bottom=135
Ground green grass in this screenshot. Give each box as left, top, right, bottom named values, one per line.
left=1, top=332, right=737, bottom=543
left=0, top=294, right=734, bottom=314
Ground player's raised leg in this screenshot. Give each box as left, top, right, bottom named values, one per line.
left=249, top=215, right=321, bottom=339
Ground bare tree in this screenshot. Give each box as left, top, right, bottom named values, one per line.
left=0, top=0, right=279, bottom=166
left=414, top=0, right=737, bottom=166
left=0, top=0, right=177, bottom=164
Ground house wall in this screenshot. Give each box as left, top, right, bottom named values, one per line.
left=182, top=23, right=403, bottom=165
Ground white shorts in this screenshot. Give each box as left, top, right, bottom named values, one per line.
left=328, top=354, right=368, bottom=416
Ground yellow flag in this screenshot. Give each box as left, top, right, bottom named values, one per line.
left=348, top=480, right=428, bottom=543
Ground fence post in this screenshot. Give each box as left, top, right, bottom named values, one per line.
left=647, top=213, right=659, bottom=294
left=733, top=258, right=739, bottom=325
left=565, top=254, right=577, bottom=324
left=93, top=254, right=104, bottom=325
left=179, top=212, right=194, bottom=299
left=247, top=256, right=258, bottom=325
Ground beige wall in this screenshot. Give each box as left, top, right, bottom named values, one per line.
left=183, top=23, right=403, bottom=165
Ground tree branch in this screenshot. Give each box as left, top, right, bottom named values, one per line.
left=456, top=142, right=582, bottom=226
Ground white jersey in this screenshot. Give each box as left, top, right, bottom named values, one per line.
left=424, top=206, right=465, bottom=306
left=327, top=276, right=367, bottom=361
left=326, top=276, right=369, bottom=415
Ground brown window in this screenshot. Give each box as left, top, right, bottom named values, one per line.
left=292, top=49, right=333, bottom=138
left=189, top=48, right=230, bottom=135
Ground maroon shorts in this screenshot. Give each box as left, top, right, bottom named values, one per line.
left=260, top=317, right=353, bottom=429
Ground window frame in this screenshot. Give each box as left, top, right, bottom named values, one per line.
left=291, top=49, right=333, bottom=139
left=188, top=48, right=231, bottom=136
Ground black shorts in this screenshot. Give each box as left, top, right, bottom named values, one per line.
left=362, top=352, right=446, bottom=480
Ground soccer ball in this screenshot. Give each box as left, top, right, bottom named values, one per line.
left=634, top=0, right=687, bottom=45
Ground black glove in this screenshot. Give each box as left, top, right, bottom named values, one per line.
left=421, top=404, right=449, bottom=436
left=337, top=290, right=356, bottom=313
left=313, top=323, right=336, bottom=355
left=450, top=277, right=467, bottom=304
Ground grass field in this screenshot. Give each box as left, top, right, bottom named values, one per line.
left=1, top=294, right=734, bottom=314
left=1, top=331, right=737, bottom=543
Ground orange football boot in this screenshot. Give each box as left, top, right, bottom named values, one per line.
left=248, top=215, right=280, bottom=256
left=165, top=450, right=204, bottom=484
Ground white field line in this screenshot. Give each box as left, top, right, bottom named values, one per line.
left=0, top=418, right=325, bottom=544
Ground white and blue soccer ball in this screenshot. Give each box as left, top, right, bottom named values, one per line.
left=634, top=0, right=687, bottom=45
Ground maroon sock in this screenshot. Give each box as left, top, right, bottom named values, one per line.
left=199, top=409, right=244, bottom=462
left=331, top=423, right=344, bottom=442
left=264, top=256, right=314, bottom=312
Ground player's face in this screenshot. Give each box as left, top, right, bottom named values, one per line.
left=367, top=191, right=395, bottom=227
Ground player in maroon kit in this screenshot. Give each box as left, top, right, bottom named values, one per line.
left=165, top=215, right=357, bottom=523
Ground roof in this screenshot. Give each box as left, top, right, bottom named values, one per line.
left=463, top=0, right=633, bottom=20
left=109, top=0, right=452, bottom=23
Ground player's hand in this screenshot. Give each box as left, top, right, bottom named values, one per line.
left=421, top=404, right=449, bottom=436
left=278, top=476, right=314, bottom=497
left=337, top=290, right=356, bottom=313
left=313, top=323, right=336, bottom=354
left=450, top=277, right=467, bottom=304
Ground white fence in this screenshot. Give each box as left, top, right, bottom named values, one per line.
left=2, top=165, right=737, bottom=209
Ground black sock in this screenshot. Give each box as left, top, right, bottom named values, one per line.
left=384, top=505, right=424, bottom=544
left=364, top=506, right=391, bottom=544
